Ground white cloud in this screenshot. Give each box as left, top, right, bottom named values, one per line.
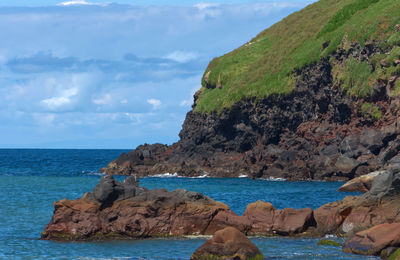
left=120, top=99, right=128, bottom=104
left=93, top=93, right=112, bottom=105
left=147, top=98, right=162, bottom=110
left=57, top=1, right=102, bottom=6
left=41, top=88, right=78, bottom=109
left=194, top=3, right=220, bottom=10
left=165, top=51, right=199, bottom=63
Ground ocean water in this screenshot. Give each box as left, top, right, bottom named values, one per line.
left=0, top=149, right=376, bottom=259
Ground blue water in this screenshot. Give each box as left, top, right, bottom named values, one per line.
left=0, top=149, right=376, bottom=259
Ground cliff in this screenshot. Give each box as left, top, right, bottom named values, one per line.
left=102, top=0, right=400, bottom=180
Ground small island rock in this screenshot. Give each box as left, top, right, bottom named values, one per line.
left=191, top=227, right=263, bottom=260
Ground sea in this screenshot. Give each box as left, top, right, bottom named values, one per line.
left=0, top=149, right=377, bottom=259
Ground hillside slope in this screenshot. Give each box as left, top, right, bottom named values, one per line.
left=196, top=0, right=400, bottom=112
left=102, top=0, right=400, bottom=180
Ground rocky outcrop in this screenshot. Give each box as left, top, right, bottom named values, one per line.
left=41, top=175, right=233, bottom=240
left=102, top=41, right=400, bottom=181
left=338, top=170, right=387, bottom=193
left=42, top=176, right=318, bottom=241
left=42, top=167, right=400, bottom=258
left=191, top=227, right=263, bottom=260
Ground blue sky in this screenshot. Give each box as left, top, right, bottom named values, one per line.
left=0, top=0, right=314, bottom=148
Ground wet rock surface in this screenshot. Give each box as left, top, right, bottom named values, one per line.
left=190, top=227, right=263, bottom=260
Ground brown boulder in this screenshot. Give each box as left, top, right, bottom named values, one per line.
left=204, top=210, right=251, bottom=235
left=343, top=223, right=400, bottom=256
left=338, top=171, right=386, bottom=193
left=273, top=207, right=315, bottom=235
left=313, top=196, right=356, bottom=235
left=191, top=227, right=263, bottom=260
left=243, top=200, right=275, bottom=235
left=243, top=200, right=316, bottom=236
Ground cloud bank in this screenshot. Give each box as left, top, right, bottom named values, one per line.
left=0, top=1, right=314, bottom=148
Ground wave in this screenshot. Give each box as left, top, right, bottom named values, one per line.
left=148, top=172, right=209, bottom=178
left=238, top=174, right=248, bottom=178
left=86, top=171, right=105, bottom=176
left=261, top=176, right=286, bottom=181
left=150, top=172, right=179, bottom=178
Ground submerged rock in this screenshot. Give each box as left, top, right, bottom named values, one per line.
left=190, top=227, right=263, bottom=260
left=318, top=239, right=341, bottom=247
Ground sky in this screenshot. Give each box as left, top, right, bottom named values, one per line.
left=0, top=0, right=315, bottom=149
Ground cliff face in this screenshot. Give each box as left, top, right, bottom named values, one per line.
left=102, top=0, right=400, bottom=180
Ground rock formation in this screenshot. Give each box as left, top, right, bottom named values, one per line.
left=101, top=40, right=400, bottom=181
left=338, top=170, right=387, bottom=193
left=42, top=166, right=400, bottom=257
left=41, top=176, right=320, bottom=241
left=191, top=227, right=263, bottom=260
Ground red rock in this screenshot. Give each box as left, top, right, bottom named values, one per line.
left=243, top=200, right=275, bottom=235
left=272, top=207, right=315, bottom=235
left=191, top=227, right=263, bottom=260
left=343, top=223, right=400, bottom=256
left=313, top=196, right=356, bottom=235
left=204, top=210, right=251, bottom=235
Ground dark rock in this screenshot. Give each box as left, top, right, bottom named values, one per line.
left=93, top=175, right=121, bottom=206
left=360, top=129, right=383, bottom=154
left=191, top=227, right=263, bottom=260
left=335, top=156, right=360, bottom=176
left=101, top=41, right=399, bottom=182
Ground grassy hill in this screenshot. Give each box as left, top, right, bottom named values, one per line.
left=195, top=0, right=400, bottom=113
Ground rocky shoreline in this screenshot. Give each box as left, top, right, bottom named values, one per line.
left=43, top=165, right=400, bottom=258
left=101, top=41, right=400, bottom=181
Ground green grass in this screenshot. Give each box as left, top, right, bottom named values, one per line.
left=317, top=0, right=380, bottom=37
left=336, top=58, right=374, bottom=97
left=361, top=102, right=382, bottom=120
left=195, top=0, right=400, bottom=113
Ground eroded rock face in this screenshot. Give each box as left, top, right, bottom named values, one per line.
left=101, top=42, right=400, bottom=180
left=190, top=227, right=263, bottom=260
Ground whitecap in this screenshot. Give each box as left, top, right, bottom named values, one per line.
left=86, top=171, right=105, bottom=176
left=189, top=173, right=209, bottom=178
left=262, top=176, right=286, bottom=181
left=151, top=172, right=179, bottom=178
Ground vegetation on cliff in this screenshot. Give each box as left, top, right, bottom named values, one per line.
left=196, top=0, right=400, bottom=113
